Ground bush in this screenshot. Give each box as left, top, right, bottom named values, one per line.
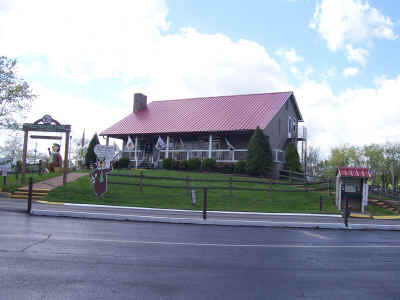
left=162, top=157, right=174, bottom=170
left=246, top=127, right=272, bottom=176
left=234, top=160, right=247, bottom=174
left=201, top=158, right=216, bottom=171
left=85, top=133, right=100, bottom=168
left=172, top=159, right=180, bottom=170
left=113, top=157, right=129, bottom=169
left=179, top=160, right=188, bottom=170
left=187, top=158, right=201, bottom=170
left=284, top=143, right=302, bottom=172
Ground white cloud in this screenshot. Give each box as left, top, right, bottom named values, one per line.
left=342, top=67, right=359, bottom=77
left=310, top=0, right=397, bottom=51
left=345, top=45, right=369, bottom=66
left=275, top=48, right=304, bottom=64
left=296, top=75, right=400, bottom=156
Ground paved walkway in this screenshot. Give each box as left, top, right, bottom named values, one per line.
left=26, top=172, right=88, bottom=190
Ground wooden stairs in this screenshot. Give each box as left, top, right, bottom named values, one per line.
left=369, top=199, right=399, bottom=213
left=9, top=188, right=50, bottom=201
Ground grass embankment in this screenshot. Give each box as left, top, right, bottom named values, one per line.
left=0, top=172, right=60, bottom=193
left=44, top=169, right=333, bottom=214
left=44, top=169, right=397, bottom=215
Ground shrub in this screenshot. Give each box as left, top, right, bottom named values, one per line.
left=201, top=158, right=216, bottom=171
left=187, top=158, right=201, bottom=170
left=234, top=160, right=247, bottom=174
left=162, top=157, right=173, bottom=170
left=85, top=133, right=100, bottom=168
left=172, top=159, right=180, bottom=170
left=246, top=127, right=272, bottom=176
left=179, top=160, right=188, bottom=170
left=114, top=157, right=129, bottom=169
left=284, top=143, right=302, bottom=172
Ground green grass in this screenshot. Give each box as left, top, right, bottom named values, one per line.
left=0, top=172, right=61, bottom=193
left=43, top=169, right=398, bottom=215
left=44, top=169, right=341, bottom=214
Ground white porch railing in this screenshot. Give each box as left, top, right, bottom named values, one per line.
left=160, top=149, right=248, bottom=162
left=124, top=148, right=284, bottom=164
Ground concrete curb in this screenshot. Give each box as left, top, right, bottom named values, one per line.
left=31, top=209, right=400, bottom=231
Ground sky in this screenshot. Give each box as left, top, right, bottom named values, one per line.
left=1, top=0, right=399, bottom=157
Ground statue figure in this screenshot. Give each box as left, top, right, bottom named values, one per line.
left=90, top=156, right=113, bottom=197
left=48, top=143, right=62, bottom=172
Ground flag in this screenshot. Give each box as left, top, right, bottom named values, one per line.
left=225, top=138, right=235, bottom=150
left=81, top=130, right=85, bottom=147
left=126, top=136, right=135, bottom=152
left=179, top=137, right=185, bottom=148
left=155, top=136, right=166, bottom=150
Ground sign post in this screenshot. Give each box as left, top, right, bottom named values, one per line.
left=21, top=115, right=71, bottom=186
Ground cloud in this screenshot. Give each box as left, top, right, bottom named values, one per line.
left=296, top=75, right=400, bottom=156
left=342, top=67, right=359, bottom=77
left=345, top=45, right=369, bottom=66
left=275, top=48, right=304, bottom=64
left=310, top=0, right=397, bottom=51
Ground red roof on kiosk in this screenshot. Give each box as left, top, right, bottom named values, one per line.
left=337, top=167, right=371, bottom=178
left=101, top=92, right=301, bottom=136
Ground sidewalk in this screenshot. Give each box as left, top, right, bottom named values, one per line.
left=25, top=172, right=88, bottom=190
left=30, top=200, right=400, bottom=231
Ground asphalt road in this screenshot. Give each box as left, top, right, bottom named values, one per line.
left=1, top=207, right=400, bottom=299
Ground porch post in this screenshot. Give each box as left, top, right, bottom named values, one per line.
left=166, top=136, right=170, bottom=158
left=106, top=136, right=110, bottom=146
left=134, top=136, right=138, bottom=168
left=208, top=134, right=212, bottom=159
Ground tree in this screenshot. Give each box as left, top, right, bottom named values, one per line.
left=0, top=56, right=36, bottom=129
left=85, top=133, right=100, bottom=168
left=246, top=127, right=272, bottom=176
left=69, top=137, right=88, bottom=167
left=0, top=133, right=46, bottom=165
left=284, top=143, right=302, bottom=172
left=305, top=145, right=322, bottom=176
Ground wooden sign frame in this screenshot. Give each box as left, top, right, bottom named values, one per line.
left=21, top=115, right=71, bottom=186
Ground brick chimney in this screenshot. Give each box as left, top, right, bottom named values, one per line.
left=133, top=93, right=147, bottom=113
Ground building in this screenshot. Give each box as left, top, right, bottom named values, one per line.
left=100, top=91, right=306, bottom=174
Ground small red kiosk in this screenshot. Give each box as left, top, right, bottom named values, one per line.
left=336, top=167, right=371, bottom=214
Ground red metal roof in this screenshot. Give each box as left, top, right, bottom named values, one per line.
left=101, top=92, right=295, bottom=136
left=337, top=167, right=371, bottom=178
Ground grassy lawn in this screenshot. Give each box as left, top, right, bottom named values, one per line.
left=0, top=172, right=61, bottom=193
left=43, top=169, right=334, bottom=214
left=43, top=169, right=398, bottom=215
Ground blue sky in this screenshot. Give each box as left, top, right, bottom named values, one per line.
left=1, top=0, right=399, bottom=156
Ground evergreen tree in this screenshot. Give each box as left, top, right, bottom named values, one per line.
left=246, top=127, right=272, bottom=176
left=284, top=143, right=302, bottom=172
left=85, top=133, right=100, bottom=168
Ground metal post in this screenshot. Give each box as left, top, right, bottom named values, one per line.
left=38, top=160, right=42, bottom=175
left=328, top=177, right=331, bottom=198
left=289, top=170, right=292, bottom=184
left=185, top=176, right=189, bottom=195
left=320, top=196, right=323, bottom=212
left=344, top=196, right=349, bottom=227
left=139, top=171, right=143, bottom=192
left=2, top=175, right=6, bottom=186
left=27, top=177, right=33, bottom=214
left=229, top=176, right=232, bottom=196
left=269, top=178, right=272, bottom=200
left=202, top=188, right=207, bottom=220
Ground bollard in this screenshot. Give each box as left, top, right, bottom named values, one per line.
left=320, top=195, right=323, bottom=212
left=344, top=197, right=351, bottom=227
left=229, top=177, right=232, bottom=197
left=139, top=171, right=143, bottom=192
left=27, top=177, right=33, bottom=214
left=202, top=188, right=207, bottom=220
